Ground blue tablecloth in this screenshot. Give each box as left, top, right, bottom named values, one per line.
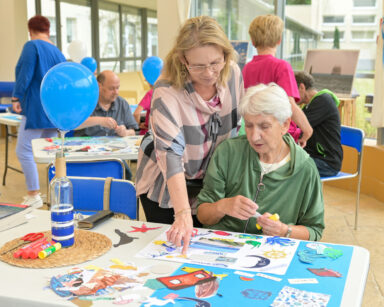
left=146, top=241, right=353, bottom=307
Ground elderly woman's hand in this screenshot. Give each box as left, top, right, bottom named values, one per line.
left=257, top=212, right=289, bottom=237
left=166, top=212, right=194, bottom=255
left=219, top=195, right=258, bottom=220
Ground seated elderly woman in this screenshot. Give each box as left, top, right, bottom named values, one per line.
left=196, top=83, right=324, bottom=241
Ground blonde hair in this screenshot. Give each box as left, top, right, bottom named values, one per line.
left=249, top=14, right=284, bottom=48
left=161, top=16, right=236, bottom=89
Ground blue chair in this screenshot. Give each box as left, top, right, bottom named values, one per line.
left=47, top=159, right=126, bottom=206
left=47, top=159, right=126, bottom=182
left=321, top=125, right=365, bottom=230
left=69, top=176, right=138, bottom=220
left=0, top=82, right=15, bottom=112
left=0, top=82, right=15, bottom=97
left=0, top=104, right=12, bottom=113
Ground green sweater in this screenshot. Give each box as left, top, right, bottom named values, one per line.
left=197, top=134, right=324, bottom=241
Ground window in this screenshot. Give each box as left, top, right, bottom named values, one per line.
left=27, top=0, right=36, bottom=19
left=147, top=10, right=158, bottom=57
left=60, top=1, right=91, bottom=60
left=322, top=31, right=345, bottom=40
left=323, top=16, right=345, bottom=24
left=66, top=18, right=76, bottom=43
left=47, top=17, right=57, bottom=45
left=351, top=30, right=376, bottom=40
left=353, top=0, right=376, bottom=7
left=41, top=0, right=56, bottom=44
left=99, top=2, right=120, bottom=59
left=122, top=6, right=141, bottom=71
left=352, top=15, right=375, bottom=24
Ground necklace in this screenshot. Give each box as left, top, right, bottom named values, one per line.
left=243, top=142, right=285, bottom=233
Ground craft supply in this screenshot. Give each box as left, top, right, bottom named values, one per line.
left=150, top=264, right=174, bottom=275
left=234, top=271, right=254, bottom=278
left=13, top=238, right=50, bottom=259
left=50, top=151, right=74, bottom=248
left=256, top=213, right=280, bottom=230
left=256, top=273, right=282, bottom=282
left=77, top=210, right=114, bottom=229
left=26, top=241, right=53, bottom=259
left=157, top=270, right=216, bottom=290
left=137, top=228, right=300, bottom=275
left=129, top=223, right=161, bottom=233
left=308, top=268, right=342, bottom=277
left=271, top=286, right=331, bottom=306
left=288, top=278, right=319, bottom=284
left=1, top=232, right=44, bottom=255
left=38, top=242, right=62, bottom=259
left=0, top=229, right=111, bottom=269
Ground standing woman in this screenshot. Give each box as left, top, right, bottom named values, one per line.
left=12, top=15, right=66, bottom=208
left=136, top=16, right=243, bottom=253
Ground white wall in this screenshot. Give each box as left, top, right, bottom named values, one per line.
left=157, top=0, right=190, bottom=59
left=0, top=0, right=28, bottom=81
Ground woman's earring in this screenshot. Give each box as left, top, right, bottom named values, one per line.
left=180, top=65, right=187, bottom=78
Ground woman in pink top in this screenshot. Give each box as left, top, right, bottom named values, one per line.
left=133, top=88, right=153, bottom=135
left=242, top=14, right=312, bottom=147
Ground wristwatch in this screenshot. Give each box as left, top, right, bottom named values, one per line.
left=285, top=225, right=292, bottom=238
left=11, top=98, right=19, bottom=103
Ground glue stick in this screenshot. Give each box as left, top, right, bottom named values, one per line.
left=256, top=213, right=280, bottom=230
left=38, top=242, right=62, bottom=259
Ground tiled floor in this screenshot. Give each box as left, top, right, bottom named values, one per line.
left=0, top=134, right=383, bottom=306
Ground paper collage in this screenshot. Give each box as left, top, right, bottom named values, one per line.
left=42, top=136, right=140, bottom=156
left=136, top=228, right=300, bottom=275
left=271, top=286, right=331, bottom=307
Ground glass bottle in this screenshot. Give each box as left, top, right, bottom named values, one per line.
left=50, top=151, right=74, bottom=247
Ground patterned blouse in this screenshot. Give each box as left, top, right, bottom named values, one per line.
left=135, top=62, right=244, bottom=210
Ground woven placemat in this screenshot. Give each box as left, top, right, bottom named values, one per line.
left=0, top=229, right=111, bottom=268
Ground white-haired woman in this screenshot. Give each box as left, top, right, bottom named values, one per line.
left=197, top=83, right=324, bottom=241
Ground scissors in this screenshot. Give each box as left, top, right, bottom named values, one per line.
left=0, top=232, right=44, bottom=255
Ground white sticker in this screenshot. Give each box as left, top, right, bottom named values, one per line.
left=288, top=278, right=319, bottom=284
left=256, top=273, right=282, bottom=282
left=234, top=271, right=254, bottom=278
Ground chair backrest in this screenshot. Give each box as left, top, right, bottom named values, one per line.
left=69, top=176, right=138, bottom=220
left=48, top=159, right=125, bottom=182
left=340, top=125, right=364, bottom=153
left=0, top=82, right=15, bottom=98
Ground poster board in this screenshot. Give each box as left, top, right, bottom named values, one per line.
left=231, top=41, right=250, bottom=71
left=304, top=49, right=360, bottom=96
left=137, top=228, right=300, bottom=275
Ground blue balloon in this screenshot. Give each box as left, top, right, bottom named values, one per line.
left=41, top=62, right=99, bottom=131
left=80, top=56, right=97, bottom=73
left=142, top=56, right=163, bottom=85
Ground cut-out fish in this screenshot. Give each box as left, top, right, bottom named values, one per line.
left=209, top=230, right=231, bottom=236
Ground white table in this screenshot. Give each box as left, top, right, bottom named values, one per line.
left=0, top=210, right=370, bottom=307
left=31, top=135, right=142, bottom=164
left=0, top=113, right=22, bottom=185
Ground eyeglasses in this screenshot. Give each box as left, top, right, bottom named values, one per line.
left=186, top=61, right=224, bottom=73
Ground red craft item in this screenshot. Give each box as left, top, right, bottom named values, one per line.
left=129, top=223, right=161, bottom=233
left=307, top=268, right=342, bottom=277
left=157, top=270, right=216, bottom=290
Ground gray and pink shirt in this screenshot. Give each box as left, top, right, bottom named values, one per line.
left=135, top=62, right=244, bottom=209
